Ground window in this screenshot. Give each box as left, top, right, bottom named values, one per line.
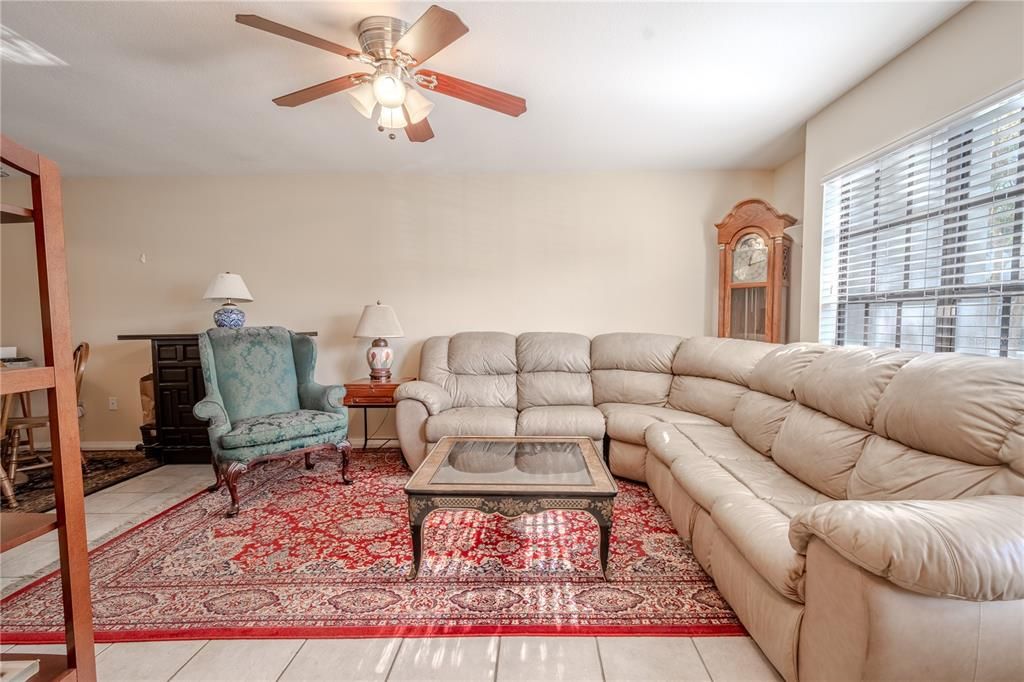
left=820, top=89, right=1024, bottom=358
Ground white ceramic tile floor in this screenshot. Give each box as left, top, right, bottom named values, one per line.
left=0, top=464, right=783, bottom=682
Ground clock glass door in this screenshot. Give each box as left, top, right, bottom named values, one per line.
left=730, top=287, right=767, bottom=341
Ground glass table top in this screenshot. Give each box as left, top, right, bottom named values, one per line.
left=430, top=440, right=593, bottom=486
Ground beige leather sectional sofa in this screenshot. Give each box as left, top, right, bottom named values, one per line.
left=394, top=332, right=1024, bottom=682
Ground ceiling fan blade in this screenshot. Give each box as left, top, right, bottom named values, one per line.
left=417, top=70, right=526, bottom=117
left=273, top=74, right=365, bottom=107
left=236, top=14, right=361, bottom=58
left=404, top=109, right=435, bottom=142
left=392, top=5, right=468, bottom=65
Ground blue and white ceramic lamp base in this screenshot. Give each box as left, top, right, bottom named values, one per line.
left=213, top=304, right=247, bottom=329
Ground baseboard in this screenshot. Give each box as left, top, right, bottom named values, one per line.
left=82, top=441, right=140, bottom=451
left=32, top=440, right=140, bottom=451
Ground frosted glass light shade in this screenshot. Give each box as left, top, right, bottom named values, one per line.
left=203, top=272, right=253, bottom=302
left=403, top=88, right=434, bottom=124
left=378, top=106, right=408, bottom=129
left=372, top=72, right=407, bottom=108
left=347, top=82, right=376, bottom=119
left=354, top=303, right=404, bottom=338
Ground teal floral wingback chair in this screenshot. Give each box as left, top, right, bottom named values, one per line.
left=193, top=326, right=352, bottom=516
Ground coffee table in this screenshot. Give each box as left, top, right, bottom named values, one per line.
left=404, top=436, right=617, bottom=579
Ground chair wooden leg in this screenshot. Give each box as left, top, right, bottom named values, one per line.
left=222, top=462, right=247, bottom=517
left=0, top=464, right=17, bottom=509
left=208, top=459, right=224, bottom=492
left=339, top=441, right=353, bottom=485
left=6, top=433, right=19, bottom=482
left=304, top=452, right=313, bottom=470
left=17, top=393, right=37, bottom=463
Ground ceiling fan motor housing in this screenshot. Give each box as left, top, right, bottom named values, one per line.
left=357, top=16, right=410, bottom=61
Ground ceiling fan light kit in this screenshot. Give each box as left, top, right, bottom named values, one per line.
left=236, top=5, right=526, bottom=143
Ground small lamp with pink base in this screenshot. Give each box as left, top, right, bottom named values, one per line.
left=354, top=301, right=404, bottom=381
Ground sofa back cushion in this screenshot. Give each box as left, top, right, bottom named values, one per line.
left=207, top=326, right=300, bottom=422
left=848, top=353, right=1024, bottom=500
left=766, top=347, right=913, bottom=499
left=591, top=333, right=681, bottom=406
left=848, top=436, right=1024, bottom=500
left=667, top=337, right=775, bottom=425
left=764, top=345, right=1024, bottom=502
left=516, top=332, right=593, bottom=409
left=773, top=403, right=871, bottom=499
left=747, top=343, right=831, bottom=400
left=419, top=332, right=517, bottom=408
left=794, top=347, right=916, bottom=431
left=873, top=354, right=1024, bottom=470
left=731, top=391, right=794, bottom=457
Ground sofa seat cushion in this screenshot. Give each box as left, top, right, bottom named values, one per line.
left=713, top=493, right=808, bottom=602
left=516, top=406, right=605, bottom=440
left=220, top=410, right=348, bottom=450
left=425, top=407, right=518, bottom=441
left=713, top=459, right=832, bottom=517
left=646, top=421, right=826, bottom=603
left=646, top=423, right=760, bottom=509
left=600, top=403, right=718, bottom=445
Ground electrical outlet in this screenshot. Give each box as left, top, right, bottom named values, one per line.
left=108, top=397, right=119, bottom=411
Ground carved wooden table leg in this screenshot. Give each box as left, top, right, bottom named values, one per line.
left=598, top=519, right=611, bottom=578
left=339, top=441, right=353, bottom=484
left=407, top=495, right=430, bottom=579
left=582, top=498, right=614, bottom=580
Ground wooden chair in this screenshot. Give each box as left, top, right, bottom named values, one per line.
left=2, top=343, right=89, bottom=492
left=0, top=394, right=20, bottom=508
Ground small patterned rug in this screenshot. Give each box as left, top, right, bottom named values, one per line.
left=0, top=450, right=743, bottom=642
left=4, top=450, right=162, bottom=513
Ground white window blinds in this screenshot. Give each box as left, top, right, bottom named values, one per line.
left=820, top=89, right=1024, bottom=358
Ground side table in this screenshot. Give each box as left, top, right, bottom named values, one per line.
left=343, top=377, right=415, bottom=449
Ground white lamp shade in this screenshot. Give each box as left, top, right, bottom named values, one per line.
left=403, top=88, right=434, bottom=124
left=203, top=272, right=253, bottom=302
left=354, top=303, right=404, bottom=338
left=348, top=82, right=377, bottom=119
left=378, top=106, right=407, bottom=130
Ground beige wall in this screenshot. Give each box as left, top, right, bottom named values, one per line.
left=2, top=171, right=774, bottom=444
left=799, top=0, right=1024, bottom=340
left=770, top=152, right=805, bottom=342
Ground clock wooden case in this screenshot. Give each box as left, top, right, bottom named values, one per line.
left=716, top=199, right=797, bottom=344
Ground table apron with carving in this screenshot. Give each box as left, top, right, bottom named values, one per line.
left=406, top=493, right=615, bottom=580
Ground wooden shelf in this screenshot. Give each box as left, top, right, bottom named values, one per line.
left=1, top=203, right=33, bottom=224
left=1, top=653, right=70, bottom=682
left=0, top=367, right=56, bottom=395
left=1, top=513, right=58, bottom=553
left=2, top=134, right=96, bottom=680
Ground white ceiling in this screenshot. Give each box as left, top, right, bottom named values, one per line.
left=0, top=1, right=965, bottom=176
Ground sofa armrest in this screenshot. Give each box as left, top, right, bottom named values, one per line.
left=394, top=380, right=452, bottom=416
left=299, top=382, right=346, bottom=413
left=789, top=496, right=1024, bottom=601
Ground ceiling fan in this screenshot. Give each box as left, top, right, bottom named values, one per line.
left=236, top=5, right=527, bottom=143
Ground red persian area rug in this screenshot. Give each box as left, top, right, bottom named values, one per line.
left=0, top=450, right=744, bottom=642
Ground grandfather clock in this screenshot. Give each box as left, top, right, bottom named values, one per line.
left=716, top=199, right=797, bottom=343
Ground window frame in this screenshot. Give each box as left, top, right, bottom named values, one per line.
left=820, top=88, right=1024, bottom=358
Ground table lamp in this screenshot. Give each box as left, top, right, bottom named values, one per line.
left=354, top=301, right=404, bottom=381
left=203, top=272, right=253, bottom=328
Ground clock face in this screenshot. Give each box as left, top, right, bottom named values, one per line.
left=732, top=234, right=768, bottom=283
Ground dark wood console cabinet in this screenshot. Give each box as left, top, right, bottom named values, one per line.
left=117, top=332, right=316, bottom=464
